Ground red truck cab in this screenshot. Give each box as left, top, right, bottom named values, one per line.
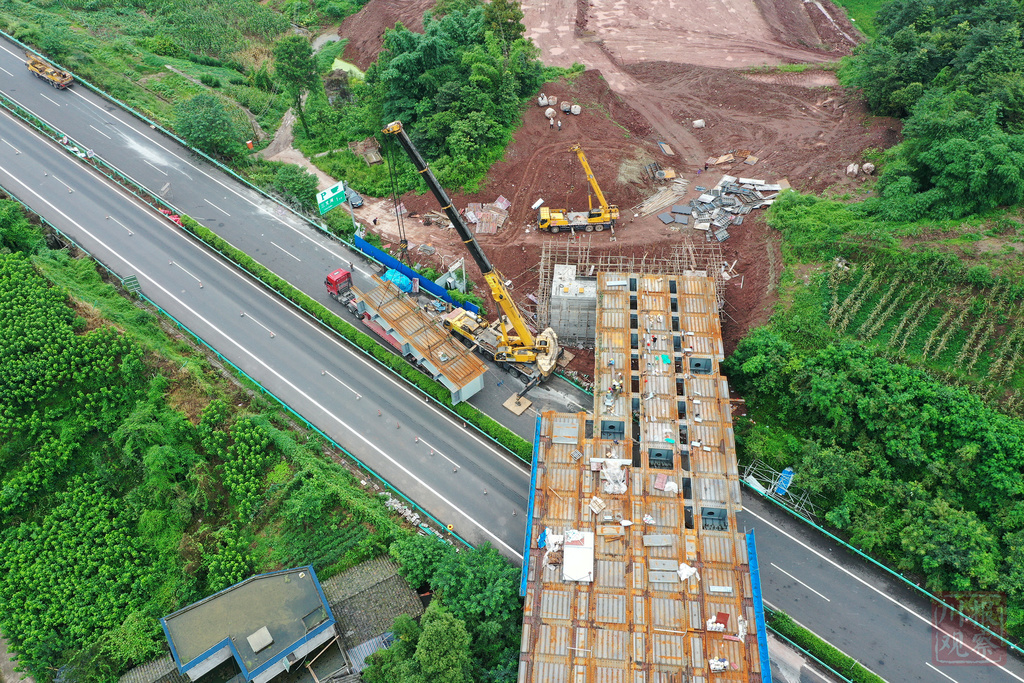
left=325, top=268, right=352, bottom=299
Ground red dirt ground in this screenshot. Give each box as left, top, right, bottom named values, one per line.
left=338, top=0, right=435, bottom=70
left=337, top=0, right=901, bottom=361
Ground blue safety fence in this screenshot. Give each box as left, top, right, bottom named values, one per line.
left=743, top=480, right=1024, bottom=659
left=354, top=233, right=479, bottom=315
left=520, top=415, right=543, bottom=597
left=746, top=529, right=773, bottom=683
left=0, top=182, right=476, bottom=553
left=0, top=86, right=524, bottom=472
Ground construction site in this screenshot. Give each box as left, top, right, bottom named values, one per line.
left=324, top=1, right=898, bottom=678
left=342, top=0, right=900, bottom=376
left=518, top=257, right=768, bottom=682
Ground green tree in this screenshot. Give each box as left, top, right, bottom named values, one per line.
left=900, top=498, right=1000, bottom=591
left=415, top=602, right=472, bottom=683
left=482, top=0, right=525, bottom=53
left=273, top=35, right=319, bottom=137
left=272, top=164, right=319, bottom=209
left=0, top=199, right=45, bottom=253
left=389, top=534, right=455, bottom=587
left=362, top=614, right=425, bottom=683
left=173, top=94, right=245, bottom=159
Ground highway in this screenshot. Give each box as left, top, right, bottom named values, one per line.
left=0, top=100, right=532, bottom=558
left=0, top=36, right=590, bottom=441
left=741, top=493, right=1024, bottom=682
left=4, top=38, right=1024, bottom=682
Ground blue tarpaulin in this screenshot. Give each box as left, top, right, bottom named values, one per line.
left=383, top=269, right=412, bottom=292
left=354, top=233, right=479, bottom=314
left=775, top=467, right=795, bottom=496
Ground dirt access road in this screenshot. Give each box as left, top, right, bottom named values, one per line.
left=522, top=0, right=858, bottom=164
left=337, top=0, right=898, bottom=366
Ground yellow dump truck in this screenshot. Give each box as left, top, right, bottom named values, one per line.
left=25, top=53, right=73, bottom=89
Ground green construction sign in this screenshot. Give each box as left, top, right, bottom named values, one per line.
left=316, top=181, right=347, bottom=215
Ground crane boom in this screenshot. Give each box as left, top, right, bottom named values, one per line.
left=537, top=144, right=618, bottom=233
left=382, top=120, right=537, bottom=350
left=571, top=144, right=608, bottom=211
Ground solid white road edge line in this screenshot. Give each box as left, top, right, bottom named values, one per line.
left=748, top=509, right=1024, bottom=681
left=0, top=92, right=531, bottom=475
left=0, top=164, right=524, bottom=560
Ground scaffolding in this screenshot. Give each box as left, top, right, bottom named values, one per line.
left=537, top=238, right=725, bottom=346
left=518, top=269, right=766, bottom=682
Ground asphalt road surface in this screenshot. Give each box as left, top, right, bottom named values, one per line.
left=0, top=104, right=533, bottom=559
left=0, top=36, right=590, bottom=441
left=5, top=39, right=1024, bottom=683
left=741, top=492, right=1024, bottom=682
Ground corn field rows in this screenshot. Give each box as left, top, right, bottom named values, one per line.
left=953, top=281, right=1011, bottom=373
left=889, top=290, right=941, bottom=354
left=921, top=299, right=970, bottom=360
left=857, top=278, right=909, bottom=340
left=827, top=263, right=853, bottom=319
left=826, top=262, right=1024, bottom=408
left=830, top=266, right=880, bottom=334
left=984, top=320, right=1024, bottom=401
left=1005, top=389, right=1024, bottom=416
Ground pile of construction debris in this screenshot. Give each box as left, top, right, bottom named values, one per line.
left=656, top=175, right=782, bottom=242
left=707, top=148, right=759, bottom=167
left=633, top=178, right=691, bottom=217
left=466, top=195, right=511, bottom=234
left=348, top=136, right=383, bottom=165
left=415, top=195, right=511, bottom=234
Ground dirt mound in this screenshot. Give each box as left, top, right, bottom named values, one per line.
left=623, top=61, right=901, bottom=193
left=394, top=70, right=654, bottom=228
left=338, top=0, right=436, bottom=70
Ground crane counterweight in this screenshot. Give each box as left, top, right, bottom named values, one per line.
left=382, top=120, right=565, bottom=383
left=538, top=144, right=619, bottom=233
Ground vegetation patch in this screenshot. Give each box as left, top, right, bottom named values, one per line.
left=767, top=610, right=886, bottom=683
left=0, top=200, right=408, bottom=681
left=367, top=535, right=524, bottom=683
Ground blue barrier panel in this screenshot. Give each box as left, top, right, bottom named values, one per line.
left=354, top=233, right=479, bottom=314
left=747, top=529, right=773, bottom=683
left=520, top=415, right=542, bottom=597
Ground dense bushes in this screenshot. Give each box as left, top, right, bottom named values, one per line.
left=173, top=93, right=246, bottom=159
left=726, top=328, right=1024, bottom=632
left=841, top=0, right=1024, bottom=220
left=301, top=0, right=552, bottom=193
left=0, top=207, right=415, bottom=681
left=367, top=535, right=523, bottom=683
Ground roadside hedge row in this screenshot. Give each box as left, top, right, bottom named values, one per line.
left=766, top=610, right=886, bottom=683
left=178, top=215, right=533, bottom=462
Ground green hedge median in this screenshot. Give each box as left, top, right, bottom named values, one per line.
left=179, top=215, right=533, bottom=462
left=766, top=610, right=886, bottom=683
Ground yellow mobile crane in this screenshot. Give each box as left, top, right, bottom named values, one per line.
left=538, top=144, right=619, bottom=233
left=382, top=121, right=566, bottom=384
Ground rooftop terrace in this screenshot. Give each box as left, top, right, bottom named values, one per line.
left=162, top=567, right=332, bottom=680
